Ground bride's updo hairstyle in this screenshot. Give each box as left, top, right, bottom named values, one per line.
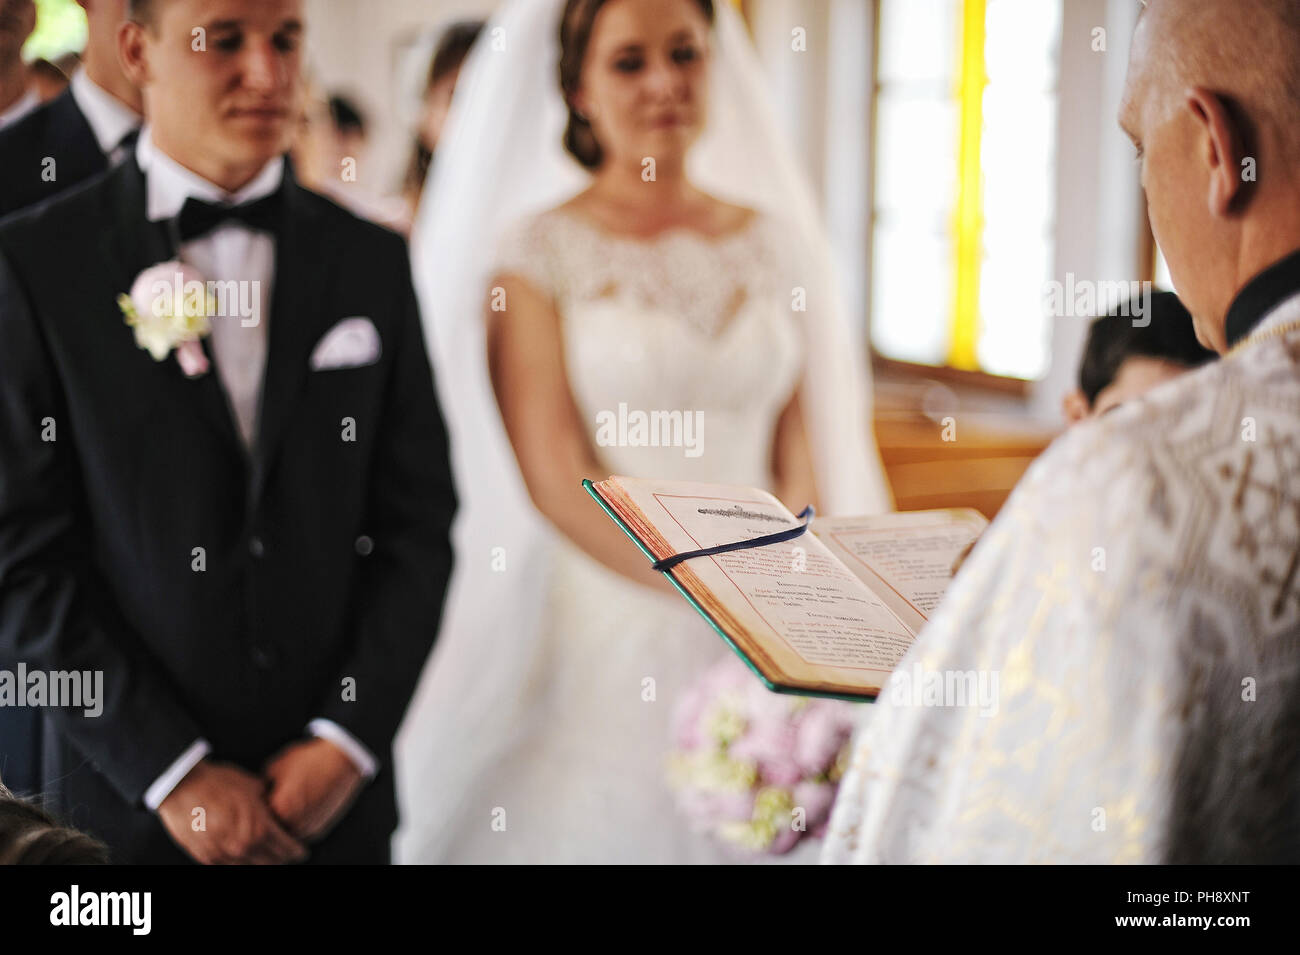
left=559, top=0, right=716, bottom=169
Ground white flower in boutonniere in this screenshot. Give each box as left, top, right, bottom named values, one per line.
left=116, top=261, right=215, bottom=378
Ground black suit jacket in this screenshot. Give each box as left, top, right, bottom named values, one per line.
left=0, top=157, right=457, bottom=863
left=0, top=88, right=109, bottom=219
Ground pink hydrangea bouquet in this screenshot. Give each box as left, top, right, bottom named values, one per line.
left=667, top=655, right=859, bottom=855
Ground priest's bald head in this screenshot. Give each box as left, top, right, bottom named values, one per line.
left=1120, top=0, right=1300, bottom=352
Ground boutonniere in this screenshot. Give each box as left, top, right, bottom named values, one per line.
left=116, top=261, right=214, bottom=378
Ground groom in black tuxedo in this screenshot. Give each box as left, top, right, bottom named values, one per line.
left=0, top=0, right=456, bottom=863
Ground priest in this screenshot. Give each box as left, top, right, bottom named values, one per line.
left=824, top=0, right=1300, bottom=864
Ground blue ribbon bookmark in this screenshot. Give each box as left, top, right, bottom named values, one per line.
left=650, top=505, right=815, bottom=572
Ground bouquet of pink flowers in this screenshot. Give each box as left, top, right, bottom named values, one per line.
left=667, top=655, right=859, bottom=855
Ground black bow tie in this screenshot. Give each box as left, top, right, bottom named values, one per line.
left=176, top=190, right=283, bottom=242
left=114, top=127, right=140, bottom=154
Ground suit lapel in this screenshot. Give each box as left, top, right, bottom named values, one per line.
left=250, top=172, right=332, bottom=505
left=52, top=91, right=109, bottom=181
left=99, top=159, right=245, bottom=459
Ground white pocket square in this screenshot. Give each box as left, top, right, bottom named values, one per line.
left=310, top=317, right=382, bottom=370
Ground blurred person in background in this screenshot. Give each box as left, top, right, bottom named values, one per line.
left=292, top=82, right=410, bottom=233
left=0, top=0, right=141, bottom=803
left=950, top=292, right=1214, bottom=576
left=0, top=782, right=108, bottom=864
left=27, top=56, right=71, bottom=101
left=0, top=0, right=37, bottom=128
left=1063, top=290, right=1217, bottom=423
left=399, top=18, right=483, bottom=218
left=0, top=0, right=141, bottom=218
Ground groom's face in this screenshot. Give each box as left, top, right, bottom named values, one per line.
left=123, top=0, right=304, bottom=188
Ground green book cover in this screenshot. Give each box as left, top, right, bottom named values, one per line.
left=583, top=479, right=873, bottom=704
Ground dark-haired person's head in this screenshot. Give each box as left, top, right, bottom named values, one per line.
left=417, top=19, right=482, bottom=154
left=1063, top=290, right=1217, bottom=423
left=405, top=19, right=483, bottom=204
left=0, top=783, right=109, bottom=865
left=559, top=0, right=715, bottom=172
left=328, top=93, right=364, bottom=138
left=120, top=0, right=304, bottom=192
left=327, top=91, right=366, bottom=159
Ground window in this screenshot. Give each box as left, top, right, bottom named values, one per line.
left=25, top=0, right=87, bottom=62
left=870, top=0, right=1063, bottom=381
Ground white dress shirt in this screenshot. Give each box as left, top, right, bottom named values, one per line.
left=134, top=128, right=377, bottom=811
left=136, top=126, right=277, bottom=448
left=0, top=88, right=38, bottom=130
left=68, top=69, right=140, bottom=162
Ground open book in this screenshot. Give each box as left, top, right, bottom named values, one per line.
left=586, top=476, right=987, bottom=701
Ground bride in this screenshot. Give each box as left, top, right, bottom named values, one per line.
left=396, top=0, right=891, bottom=863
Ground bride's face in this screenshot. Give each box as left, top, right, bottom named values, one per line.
left=575, top=0, right=711, bottom=168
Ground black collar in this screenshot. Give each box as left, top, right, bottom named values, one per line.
left=1224, top=247, right=1300, bottom=347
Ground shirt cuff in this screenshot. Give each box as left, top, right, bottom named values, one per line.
left=307, top=719, right=378, bottom=779
left=143, top=738, right=212, bottom=812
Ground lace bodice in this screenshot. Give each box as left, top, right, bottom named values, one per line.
left=492, top=207, right=805, bottom=488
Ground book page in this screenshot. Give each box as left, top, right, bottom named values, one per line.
left=812, top=510, right=988, bottom=635
left=601, top=477, right=916, bottom=695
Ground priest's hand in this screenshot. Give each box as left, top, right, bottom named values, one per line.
left=157, top=758, right=308, bottom=865
left=264, top=737, right=365, bottom=843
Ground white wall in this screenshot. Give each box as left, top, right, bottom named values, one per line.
left=748, top=0, right=873, bottom=336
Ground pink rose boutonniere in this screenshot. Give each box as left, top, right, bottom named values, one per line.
left=116, top=261, right=213, bottom=378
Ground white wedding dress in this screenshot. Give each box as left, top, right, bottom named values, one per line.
left=430, top=206, right=823, bottom=864
left=396, top=0, right=890, bottom=865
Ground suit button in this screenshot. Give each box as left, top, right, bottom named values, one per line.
left=249, top=535, right=265, bottom=557
left=355, top=535, right=373, bottom=556
left=251, top=645, right=278, bottom=669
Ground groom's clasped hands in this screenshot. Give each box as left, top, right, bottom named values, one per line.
left=155, top=740, right=364, bottom=865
